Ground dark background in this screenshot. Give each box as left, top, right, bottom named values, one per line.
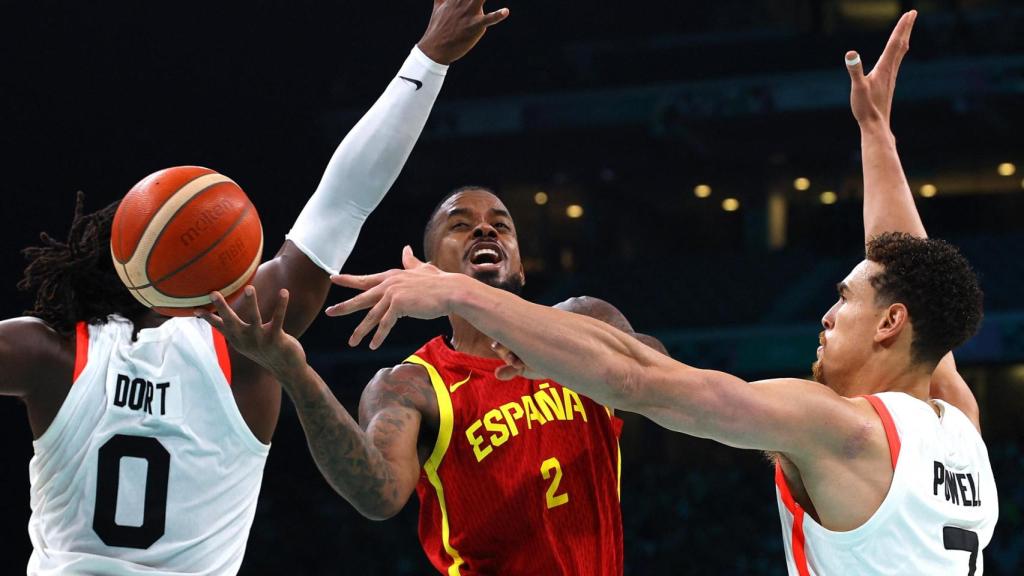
left=1, top=0, right=1022, bottom=573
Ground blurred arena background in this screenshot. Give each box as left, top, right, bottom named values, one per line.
left=1, top=0, right=1021, bottom=573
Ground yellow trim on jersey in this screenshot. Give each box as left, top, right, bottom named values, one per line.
left=405, top=354, right=464, bottom=576
left=616, top=439, right=622, bottom=501
left=605, top=406, right=622, bottom=501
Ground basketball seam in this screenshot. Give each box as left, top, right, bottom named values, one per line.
left=140, top=200, right=254, bottom=292
left=114, top=169, right=214, bottom=264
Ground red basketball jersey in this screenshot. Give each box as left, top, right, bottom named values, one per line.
left=408, top=336, right=624, bottom=576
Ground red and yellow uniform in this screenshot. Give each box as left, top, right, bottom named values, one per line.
left=408, top=336, right=624, bottom=576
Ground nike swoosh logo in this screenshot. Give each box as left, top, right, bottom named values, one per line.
left=399, top=76, right=423, bottom=91
left=449, top=372, right=472, bottom=393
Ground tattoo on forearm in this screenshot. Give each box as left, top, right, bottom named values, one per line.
left=286, top=365, right=433, bottom=516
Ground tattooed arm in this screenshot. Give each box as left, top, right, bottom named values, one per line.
left=276, top=362, right=428, bottom=520
left=198, top=288, right=431, bottom=520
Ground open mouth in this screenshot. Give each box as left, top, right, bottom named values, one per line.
left=467, top=242, right=504, bottom=269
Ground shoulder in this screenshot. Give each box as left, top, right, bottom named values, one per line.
left=555, top=296, right=634, bottom=332
left=0, top=316, right=73, bottom=398
left=0, top=316, right=69, bottom=359
left=359, top=363, right=438, bottom=419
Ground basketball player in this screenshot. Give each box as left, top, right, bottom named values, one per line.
left=0, top=2, right=506, bottom=573
left=201, top=185, right=667, bottom=574
left=328, top=12, right=999, bottom=573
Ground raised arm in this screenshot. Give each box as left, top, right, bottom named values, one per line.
left=847, top=11, right=979, bottom=429
left=199, top=289, right=428, bottom=520
left=247, top=0, right=510, bottom=337
left=848, top=10, right=924, bottom=243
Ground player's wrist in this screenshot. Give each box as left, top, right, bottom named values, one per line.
left=858, top=119, right=895, bottom=141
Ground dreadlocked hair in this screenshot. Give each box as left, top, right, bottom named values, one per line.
left=17, top=191, right=148, bottom=335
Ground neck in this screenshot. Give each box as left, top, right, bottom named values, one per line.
left=843, top=355, right=933, bottom=401
left=448, top=314, right=501, bottom=359
left=128, top=310, right=168, bottom=339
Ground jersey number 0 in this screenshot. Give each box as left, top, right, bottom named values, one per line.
left=93, top=434, right=171, bottom=549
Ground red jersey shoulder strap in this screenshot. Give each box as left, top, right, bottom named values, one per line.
left=72, top=321, right=89, bottom=383
left=211, top=327, right=232, bottom=385
left=775, top=461, right=810, bottom=576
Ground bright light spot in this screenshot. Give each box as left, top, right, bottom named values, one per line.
left=819, top=191, right=838, bottom=205
left=920, top=184, right=938, bottom=198
left=694, top=184, right=712, bottom=198
left=998, top=162, right=1017, bottom=177
left=793, top=177, right=811, bottom=191
left=721, top=198, right=740, bottom=212
left=566, top=204, right=584, bottom=218
left=534, top=191, right=549, bottom=205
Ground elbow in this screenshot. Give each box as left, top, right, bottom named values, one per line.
left=351, top=497, right=405, bottom=522
left=602, top=360, right=647, bottom=413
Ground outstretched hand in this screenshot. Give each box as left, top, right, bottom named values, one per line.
left=847, top=10, right=917, bottom=128
left=327, top=246, right=465, bottom=350
left=418, top=0, right=510, bottom=65
left=195, top=287, right=307, bottom=377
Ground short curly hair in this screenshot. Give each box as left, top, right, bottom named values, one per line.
left=865, top=232, right=983, bottom=366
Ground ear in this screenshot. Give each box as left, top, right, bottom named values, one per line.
left=874, top=303, right=910, bottom=346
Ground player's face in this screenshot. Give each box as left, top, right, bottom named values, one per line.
left=814, top=260, right=887, bottom=393
left=429, top=189, right=525, bottom=294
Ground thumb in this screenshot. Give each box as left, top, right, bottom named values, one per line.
left=845, top=51, right=866, bottom=85
left=478, top=7, right=510, bottom=28
left=495, top=364, right=522, bottom=381
left=402, top=245, right=424, bottom=270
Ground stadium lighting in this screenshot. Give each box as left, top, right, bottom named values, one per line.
left=793, top=177, right=811, bottom=191
left=566, top=204, right=584, bottom=218
left=721, top=198, right=740, bottom=212
left=819, top=191, right=837, bottom=205
left=694, top=184, right=712, bottom=198
left=998, top=163, right=1016, bottom=177
left=920, top=184, right=938, bottom=197
left=534, top=191, right=549, bottom=205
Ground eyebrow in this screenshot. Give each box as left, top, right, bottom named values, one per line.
left=445, top=207, right=512, bottom=219
left=836, top=282, right=850, bottom=296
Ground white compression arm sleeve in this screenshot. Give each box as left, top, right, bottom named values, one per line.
left=286, top=46, right=448, bottom=274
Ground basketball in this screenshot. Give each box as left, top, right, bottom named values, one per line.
left=110, top=166, right=263, bottom=316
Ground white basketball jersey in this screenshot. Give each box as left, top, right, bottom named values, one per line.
left=27, top=316, right=270, bottom=575
left=776, top=392, right=998, bottom=576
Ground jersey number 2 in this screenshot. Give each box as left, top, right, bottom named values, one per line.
left=93, top=434, right=170, bottom=549
left=541, top=457, right=569, bottom=509
left=944, top=526, right=979, bottom=576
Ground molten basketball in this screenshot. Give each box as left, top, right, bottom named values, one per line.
left=110, top=166, right=263, bottom=316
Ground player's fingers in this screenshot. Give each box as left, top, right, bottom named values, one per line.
left=477, top=7, right=509, bottom=28
left=331, top=269, right=400, bottom=290
left=402, top=245, right=426, bottom=270
left=369, top=307, right=400, bottom=350
left=209, top=291, right=246, bottom=328
left=238, top=285, right=263, bottom=326
left=845, top=51, right=866, bottom=85
left=878, top=11, right=916, bottom=71
left=325, top=287, right=385, bottom=317
left=495, top=364, right=523, bottom=381
left=194, top=308, right=226, bottom=332
left=490, top=341, right=523, bottom=368
left=269, top=289, right=289, bottom=333
left=349, top=296, right=390, bottom=347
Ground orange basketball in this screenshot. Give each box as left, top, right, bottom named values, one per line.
left=110, top=166, right=263, bottom=316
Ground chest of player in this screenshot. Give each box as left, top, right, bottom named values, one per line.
left=446, top=375, right=616, bottom=471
